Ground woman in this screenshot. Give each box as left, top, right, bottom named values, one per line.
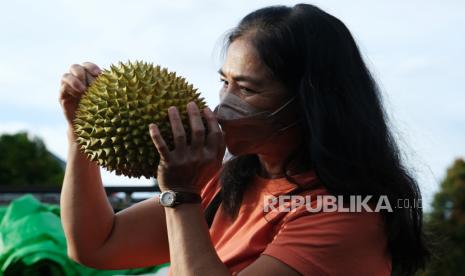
left=59, top=3, right=429, bottom=276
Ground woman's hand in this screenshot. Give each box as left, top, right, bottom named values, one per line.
left=149, top=102, right=226, bottom=194
left=59, top=62, right=102, bottom=128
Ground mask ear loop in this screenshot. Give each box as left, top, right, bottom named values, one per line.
left=268, top=95, right=300, bottom=132
left=266, top=95, right=298, bottom=118
left=259, top=118, right=301, bottom=152
left=277, top=119, right=302, bottom=132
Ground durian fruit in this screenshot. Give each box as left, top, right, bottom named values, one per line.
left=74, top=60, right=207, bottom=179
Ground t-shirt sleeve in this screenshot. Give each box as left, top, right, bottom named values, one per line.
left=199, top=170, right=221, bottom=213
left=261, top=208, right=391, bottom=276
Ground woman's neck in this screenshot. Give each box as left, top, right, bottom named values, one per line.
left=257, top=146, right=310, bottom=179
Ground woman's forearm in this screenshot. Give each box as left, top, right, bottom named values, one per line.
left=165, top=203, right=231, bottom=276
left=60, top=128, right=115, bottom=261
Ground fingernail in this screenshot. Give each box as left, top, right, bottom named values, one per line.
left=93, top=68, right=101, bottom=74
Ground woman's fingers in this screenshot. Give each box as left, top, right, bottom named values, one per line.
left=187, top=102, right=205, bottom=151
left=204, top=107, right=225, bottom=152
left=70, top=64, right=87, bottom=83
left=59, top=62, right=101, bottom=126
left=71, top=63, right=100, bottom=87
left=61, top=73, right=86, bottom=97
left=82, top=62, right=102, bottom=77
left=151, top=105, right=222, bottom=169
left=149, top=124, right=170, bottom=161
left=61, top=63, right=98, bottom=100
left=85, top=72, right=96, bottom=86
left=168, top=106, right=187, bottom=151
left=58, top=83, right=75, bottom=100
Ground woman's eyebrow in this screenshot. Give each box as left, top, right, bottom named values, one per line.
left=218, top=68, right=265, bottom=87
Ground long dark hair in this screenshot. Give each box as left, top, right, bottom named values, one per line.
left=207, top=3, right=430, bottom=275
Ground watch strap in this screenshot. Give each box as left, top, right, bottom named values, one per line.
left=175, top=191, right=201, bottom=205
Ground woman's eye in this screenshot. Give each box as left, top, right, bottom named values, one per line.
left=220, top=79, right=257, bottom=95
left=239, top=86, right=256, bottom=95
left=220, top=79, right=229, bottom=87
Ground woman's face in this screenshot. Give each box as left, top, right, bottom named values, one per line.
left=218, top=37, right=300, bottom=155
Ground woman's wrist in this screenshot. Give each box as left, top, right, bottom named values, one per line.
left=164, top=201, right=202, bottom=213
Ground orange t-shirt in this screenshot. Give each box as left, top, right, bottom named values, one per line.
left=197, top=169, right=392, bottom=275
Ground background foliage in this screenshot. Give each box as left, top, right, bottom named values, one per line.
left=418, top=158, right=465, bottom=275
left=0, top=132, right=64, bottom=186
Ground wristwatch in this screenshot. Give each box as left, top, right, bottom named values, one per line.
left=159, top=190, right=201, bottom=208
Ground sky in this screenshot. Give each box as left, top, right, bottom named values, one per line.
left=0, top=0, right=464, bottom=210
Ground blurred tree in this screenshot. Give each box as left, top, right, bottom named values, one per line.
left=419, top=158, right=465, bottom=275
left=0, top=132, right=64, bottom=186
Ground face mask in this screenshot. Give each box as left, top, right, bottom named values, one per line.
left=213, top=92, right=300, bottom=153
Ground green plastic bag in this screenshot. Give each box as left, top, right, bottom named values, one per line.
left=0, top=194, right=169, bottom=276
left=0, top=207, right=6, bottom=223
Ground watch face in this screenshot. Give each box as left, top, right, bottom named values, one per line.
left=160, top=191, right=176, bottom=206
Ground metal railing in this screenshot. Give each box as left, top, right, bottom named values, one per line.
left=0, top=185, right=161, bottom=211
left=0, top=185, right=160, bottom=194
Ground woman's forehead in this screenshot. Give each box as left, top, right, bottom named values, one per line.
left=221, top=38, right=289, bottom=100
left=221, top=38, right=272, bottom=81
